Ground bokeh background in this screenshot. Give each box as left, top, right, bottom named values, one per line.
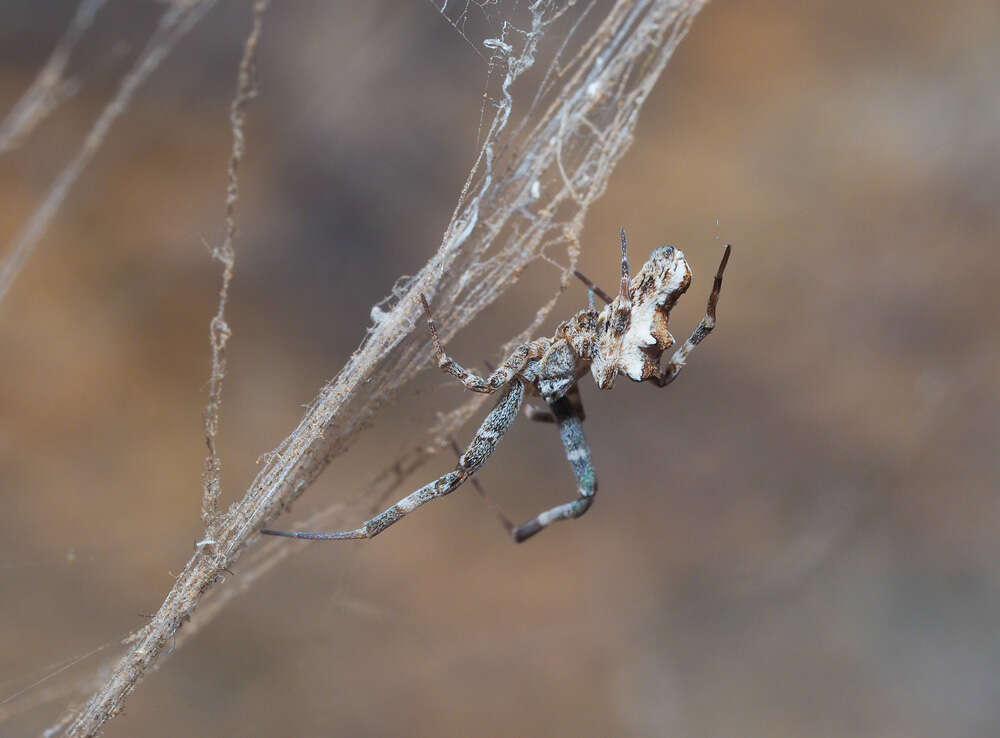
left=2, top=1, right=998, bottom=736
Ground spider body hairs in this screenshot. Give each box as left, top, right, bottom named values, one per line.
left=262, top=230, right=731, bottom=544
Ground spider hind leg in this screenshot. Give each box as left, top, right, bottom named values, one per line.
left=261, top=381, right=525, bottom=541
left=511, top=391, right=597, bottom=543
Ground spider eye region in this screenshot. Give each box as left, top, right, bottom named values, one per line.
left=589, top=246, right=693, bottom=385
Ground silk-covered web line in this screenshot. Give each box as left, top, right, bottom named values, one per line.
left=2, top=2, right=709, bottom=736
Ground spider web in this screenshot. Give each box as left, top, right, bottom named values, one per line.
left=318, top=0, right=709, bottom=511
left=146, top=2, right=710, bottom=717
left=427, top=0, right=501, bottom=62
left=0, top=1, right=708, bottom=734
left=190, top=0, right=708, bottom=702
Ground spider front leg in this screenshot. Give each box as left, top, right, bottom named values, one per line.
left=421, top=295, right=546, bottom=393
left=511, top=392, right=597, bottom=543
left=649, top=244, right=731, bottom=388
left=261, top=381, right=525, bottom=541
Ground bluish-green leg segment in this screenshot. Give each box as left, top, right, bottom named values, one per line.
left=261, top=381, right=525, bottom=541
left=512, top=393, right=597, bottom=543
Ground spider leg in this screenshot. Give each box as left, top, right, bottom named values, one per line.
left=420, top=295, right=546, bottom=393
left=450, top=438, right=515, bottom=535
left=618, top=227, right=631, bottom=297
left=572, top=269, right=612, bottom=306
left=261, top=381, right=525, bottom=541
left=649, top=244, right=731, bottom=388
left=524, top=385, right=585, bottom=423
left=511, top=391, right=597, bottom=543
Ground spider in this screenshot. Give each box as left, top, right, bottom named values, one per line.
left=262, top=230, right=731, bottom=543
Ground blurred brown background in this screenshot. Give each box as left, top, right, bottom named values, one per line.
left=1, top=1, right=998, bottom=736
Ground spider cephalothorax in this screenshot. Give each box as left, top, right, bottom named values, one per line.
left=263, top=230, right=731, bottom=544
